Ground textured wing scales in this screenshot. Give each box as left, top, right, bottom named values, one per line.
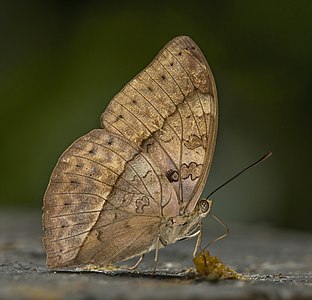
left=43, top=130, right=179, bottom=268
left=75, top=216, right=160, bottom=265
left=100, top=36, right=217, bottom=213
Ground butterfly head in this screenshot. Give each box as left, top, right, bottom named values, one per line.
left=197, top=199, right=213, bottom=218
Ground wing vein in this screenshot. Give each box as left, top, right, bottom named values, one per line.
left=114, top=95, right=179, bottom=172
left=106, top=107, right=143, bottom=140
left=60, top=171, right=146, bottom=196
left=161, top=51, right=202, bottom=137
left=172, top=39, right=204, bottom=67
left=147, top=64, right=184, bottom=205
left=135, top=76, right=181, bottom=141
left=50, top=229, right=90, bottom=242
left=128, top=82, right=165, bottom=123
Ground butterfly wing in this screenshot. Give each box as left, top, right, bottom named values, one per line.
left=101, top=36, right=218, bottom=214
left=43, top=129, right=178, bottom=268
left=43, top=36, right=217, bottom=268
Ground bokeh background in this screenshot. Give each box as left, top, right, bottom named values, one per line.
left=1, top=1, right=311, bottom=231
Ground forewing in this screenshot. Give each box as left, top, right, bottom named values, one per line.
left=101, top=36, right=218, bottom=213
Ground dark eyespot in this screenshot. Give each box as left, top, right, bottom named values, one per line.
left=199, top=200, right=210, bottom=213
left=166, top=169, right=179, bottom=182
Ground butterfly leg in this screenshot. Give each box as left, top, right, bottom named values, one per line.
left=127, top=253, right=145, bottom=270
left=152, top=236, right=160, bottom=274
left=193, top=222, right=202, bottom=258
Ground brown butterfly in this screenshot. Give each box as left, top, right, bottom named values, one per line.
left=43, top=36, right=218, bottom=270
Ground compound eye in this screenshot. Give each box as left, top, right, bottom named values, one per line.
left=199, top=199, right=210, bottom=213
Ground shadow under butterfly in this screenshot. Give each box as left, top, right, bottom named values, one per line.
left=43, top=36, right=219, bottom=273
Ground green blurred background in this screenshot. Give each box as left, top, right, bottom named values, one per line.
left=1, top=1, right=311, bottom=231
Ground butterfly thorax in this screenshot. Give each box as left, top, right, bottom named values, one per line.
left=158, top=198, right=212, bottom=247
left=159, top=210, right=202, bottom=247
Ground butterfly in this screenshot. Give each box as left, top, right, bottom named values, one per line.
left=43, top=36, right=218, bottom=270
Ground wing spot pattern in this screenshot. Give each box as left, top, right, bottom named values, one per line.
left=166, top=169, right=179, bottom=182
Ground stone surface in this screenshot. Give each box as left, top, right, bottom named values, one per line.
left=0, top=210, right=311, bottom=300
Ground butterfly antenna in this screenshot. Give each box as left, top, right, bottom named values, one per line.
left=201, top=213, right=229, bottom=251
left=206, top=151, right=272, bottom=199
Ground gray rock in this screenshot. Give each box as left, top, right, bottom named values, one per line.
left=0, top=210, right=311, bottom=299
